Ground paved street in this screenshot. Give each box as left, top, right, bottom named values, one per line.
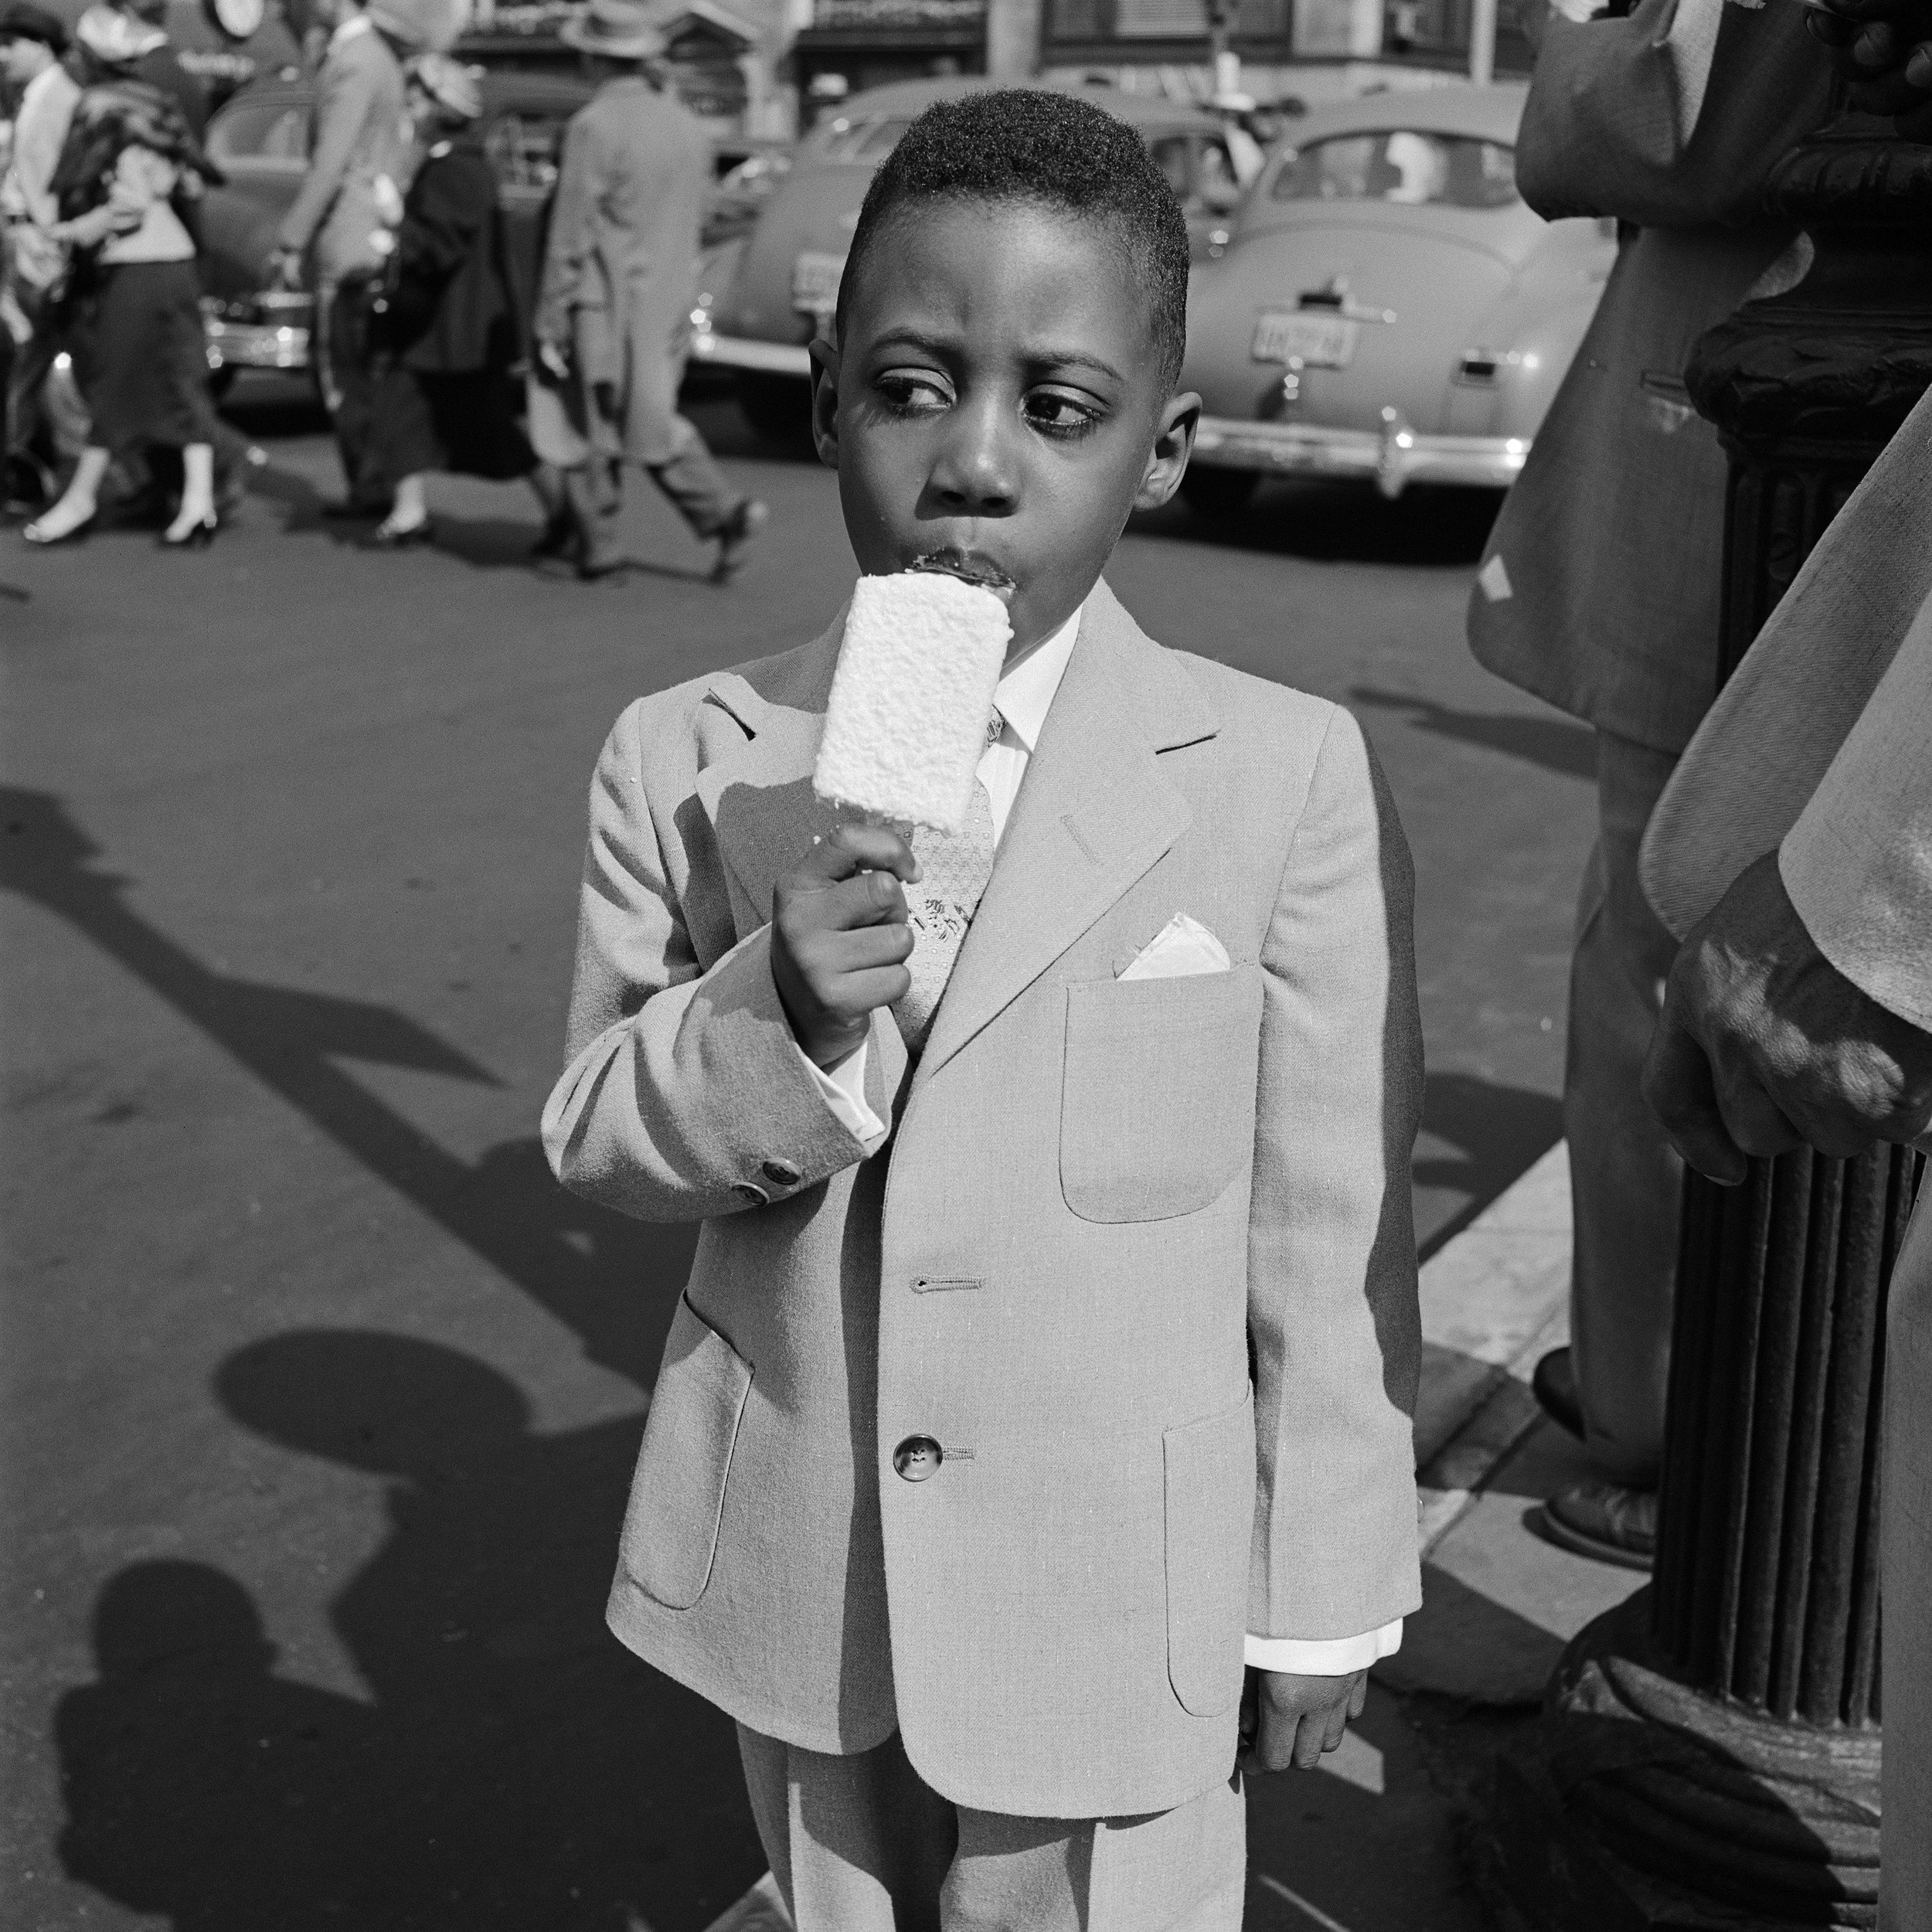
left=2, top=385, right=1599, bottom=1930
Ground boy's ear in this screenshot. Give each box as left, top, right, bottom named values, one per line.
left=808, top=336, right=841, bottom=470
left=1134, top=391, right=1201, bottom=512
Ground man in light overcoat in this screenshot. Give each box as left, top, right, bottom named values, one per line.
left=531, top=0, right=764, bottom=581
left=269, top=0, right=410, bottom=510
left=1638, top=382, right=1932, bottom=1932
left=1465, top=0, right=1832, bottom=1563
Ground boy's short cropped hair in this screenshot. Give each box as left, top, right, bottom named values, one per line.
left=834, top=88, right=1192, bottom=391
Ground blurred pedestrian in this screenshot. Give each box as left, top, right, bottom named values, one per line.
left=1, top=0, right=79, bottom=506
left=532, top=0, right=764, bottom=583
left=265, top=0, right=408, bottom=515
left=363, top=53, right=557, bottom=547
left=111, top=0, right=206, bottom=140
left=1463, top=0, right=1832, bottom=1566
left=1638, top=383, right=1932, bottom=1932
left=22, top=56, right=225, bottom=546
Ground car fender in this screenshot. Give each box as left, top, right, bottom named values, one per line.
left=1447, top=217, right=1613, bottom=439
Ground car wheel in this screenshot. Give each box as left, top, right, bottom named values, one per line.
left=1180, top=465, right=1258, bottom=519
left=736, top=372, right=814, bottom=449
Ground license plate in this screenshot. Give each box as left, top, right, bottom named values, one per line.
left=1250, top=311, right=1359, bottom=367
left=792, top=250, right=847, bottom=315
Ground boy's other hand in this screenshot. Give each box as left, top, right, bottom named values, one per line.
left=1236, top=1668, right=1368, bottom=1774
left=771, top=824, right=920, bottom=1068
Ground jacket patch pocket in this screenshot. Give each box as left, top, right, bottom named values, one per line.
left=1163, top=1390, right=1256, bottom=1717
left=1060, top=961, right=1263, bottom=1223
left=620, top=1294, right=753, bottom=1611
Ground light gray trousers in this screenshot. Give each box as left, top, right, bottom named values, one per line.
left=1563, top=730, right=1684, bottom=1487
left=736, top=1724, right=1246, bottom=1932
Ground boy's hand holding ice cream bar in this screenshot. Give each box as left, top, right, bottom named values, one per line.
left=770, top=562, right=1012, bottom=1066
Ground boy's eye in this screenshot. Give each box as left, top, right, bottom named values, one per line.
left=875, top=369, right=952, bottom=416
left=1022, top=389, right=1101, bottom=439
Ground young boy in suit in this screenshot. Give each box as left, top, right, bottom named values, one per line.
left=543, top=88, right=1423, bottom=1930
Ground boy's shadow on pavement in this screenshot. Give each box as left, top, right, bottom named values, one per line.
left=58, top=1332, right=764, bottom=1932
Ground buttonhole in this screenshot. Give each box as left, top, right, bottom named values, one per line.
left=912, top=1277, right=982, bottom=1293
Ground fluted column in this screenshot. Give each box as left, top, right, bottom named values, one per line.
left=1496, top=114, right=1932, bottom=1932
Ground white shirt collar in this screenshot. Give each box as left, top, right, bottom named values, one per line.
left=993, top=604, right=1083, bottom=756
left=331, top=12, right=372, bottom=49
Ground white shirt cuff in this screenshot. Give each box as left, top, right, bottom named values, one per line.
left=799, top=1038, right=889, bottom=1150
left=1243, top=1618, right=1403, bottom=1675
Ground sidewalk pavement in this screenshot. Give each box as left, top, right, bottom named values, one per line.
left=702, top=1142, right=1648, bottom=1932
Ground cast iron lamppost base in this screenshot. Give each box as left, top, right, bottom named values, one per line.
left=1494, top=114, right=1932, bottom=1932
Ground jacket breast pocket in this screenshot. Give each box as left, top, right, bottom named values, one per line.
left=1060, top=961, right=1264, bottom=1223
left=1164, top=1390, right=1257, bottom=1717
left=618, top=1294, right=753, bottom=1611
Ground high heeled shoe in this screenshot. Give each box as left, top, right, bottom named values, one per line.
left=161, top=513, right=218, bottom=551
left=22, top=508, right=95, bottom=546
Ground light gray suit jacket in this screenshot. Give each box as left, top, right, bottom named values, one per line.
left=1639, top=385, right=1932, bottom=1930
left=1467, top=0, right=1833, bottom=755
left=542, top=581, right=1424, bottom=1818
left=532, top=76, right=710, bottom=468
left=276, top=22, right=407, bottom=285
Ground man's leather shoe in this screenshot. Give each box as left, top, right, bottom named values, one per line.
left=1532, top=1346, right=1585, bottom=1440
left=1535, top=1481, right=1656, bottom=1571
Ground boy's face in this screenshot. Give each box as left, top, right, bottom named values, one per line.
left=811, top=199, right=1198, bottom=659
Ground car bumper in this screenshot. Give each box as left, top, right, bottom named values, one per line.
left=1191, top=412, right=1529, bottom=499
left=202, top=313, right=312, bottom=374
left=688, top=321, right=813, bottom=380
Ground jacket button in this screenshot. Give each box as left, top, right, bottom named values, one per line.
left=731, top=1181, right=769, bottom=1207
left=762, top=1158, right=801, bottom=1187
left=893, top=1436, right=943, bottom=1481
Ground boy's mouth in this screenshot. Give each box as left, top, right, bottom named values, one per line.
left=908, top=549, right=1018, bottom=604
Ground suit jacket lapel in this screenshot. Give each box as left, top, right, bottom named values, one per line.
left=913, top=580, right=1216, bottom=1090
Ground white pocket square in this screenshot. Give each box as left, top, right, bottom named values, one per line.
left=1117, top=913, right=1232, bottom=981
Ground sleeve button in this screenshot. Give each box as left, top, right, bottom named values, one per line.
left=730, top=1181, right=770, bottom=1207
left=762, top=1158, right=802, bottom=1187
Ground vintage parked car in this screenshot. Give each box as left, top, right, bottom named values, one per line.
left=689, top=76, right=1245, bottom=443
left=1176, top=81, right=1616, bottom=514
left=196, top=67, right=592, bottom=392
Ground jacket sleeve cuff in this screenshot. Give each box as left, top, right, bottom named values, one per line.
left=1244, top=1619, right=1403, bottom=1675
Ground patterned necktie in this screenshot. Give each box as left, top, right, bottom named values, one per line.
left=892, top=714, right=1002, bottom=1051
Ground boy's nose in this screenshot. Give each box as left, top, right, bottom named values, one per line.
left=929, top=401, right=1019, bottom=515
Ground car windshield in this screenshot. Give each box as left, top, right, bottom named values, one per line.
left=819, top=116, right=913, bottom=162
left=1270, top=131, right=1517, bottom=209
left=208, top=98, right=309, bottom=162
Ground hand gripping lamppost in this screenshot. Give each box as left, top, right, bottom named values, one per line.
left=1495, top=107, right=1932, bottom=1931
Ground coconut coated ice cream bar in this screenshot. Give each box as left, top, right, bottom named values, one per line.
left=813, top=566, right=1014, bottom=832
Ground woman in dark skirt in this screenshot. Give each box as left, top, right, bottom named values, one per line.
left=22, top=73, right=223, bottom=547
left=366, top=54, right=556, bottom=548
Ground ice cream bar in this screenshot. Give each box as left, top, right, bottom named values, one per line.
left=813, top=570, right=1013, bottom=832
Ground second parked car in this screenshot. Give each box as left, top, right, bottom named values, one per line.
left=1177, top=82, right=1616, bottom=512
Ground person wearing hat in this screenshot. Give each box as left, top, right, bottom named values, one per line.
left=531, top=0, right=764, bottom=582
left=361, top=52, right=564, bottom=547
left=266, top=0, right=410, bottom=512
left=2, top=1, right=80, bottom=498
